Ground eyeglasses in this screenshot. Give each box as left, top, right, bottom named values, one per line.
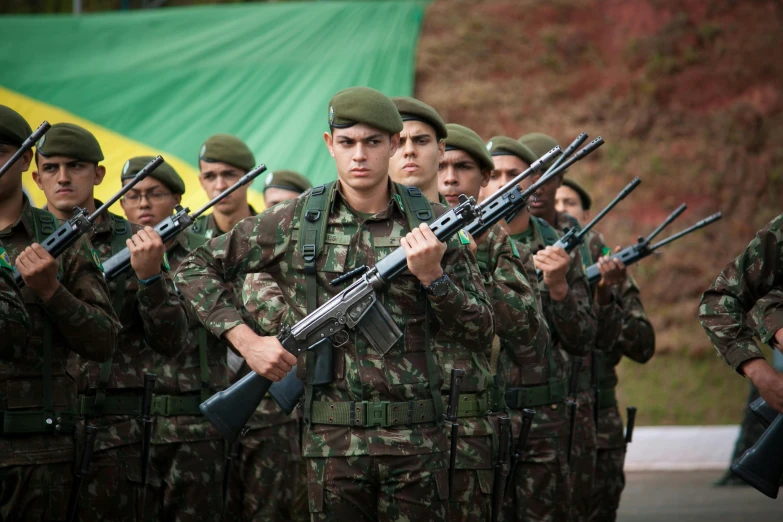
left=122, top=191, right=172, bottom=206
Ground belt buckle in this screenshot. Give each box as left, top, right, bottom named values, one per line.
left=362, top=401, right=390, bottom=427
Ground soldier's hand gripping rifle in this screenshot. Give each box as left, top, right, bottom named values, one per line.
left=491, top=416, right=512, bottom=522
left=505, top=408, right=535, bottom=496
left=584, top=209, right=723, bottom=284
left=13, top=156, right=163, bottom=286
left=101, top=165, right=267, bottom=281
left=730, top=399, right=783, bottom=499
left=446, top=368, right=465, bottom=499
left=0, top=121, right=51, bottom=180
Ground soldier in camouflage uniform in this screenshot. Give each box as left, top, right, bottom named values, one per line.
left=175, top=87, right=495, bottom=521
left=0, top=105, right=119, bottom=521
left=438, top=126, right=545, bottom=522
left=555, top=178, right=655, bottom=521
left=699, top=213, right=783, bottom=415
left=119, top=160, right=229, bottom=521
left=31, top=126, right=190, bottom=521
left=0, top=239, right=31, bottom=350
left=480, top=136, right=596, bottom=521
left=520, top=133, right=625, bottom=522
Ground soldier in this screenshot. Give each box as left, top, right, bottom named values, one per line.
left=0, top=106, right=119, bottom=520
left=119, top=159, right=229, bottom=521
left=264, top=169, right=312, bottom=208
left=480, top=135, right=596, bottom=522
left=0, top=239, right=30, bottom=350
left=520, top=132, right=624, bottom=522
left=438, top=124, right=545, bottom=522
left=699, top=213, right=783, bottom=414
left=554, top=178, right=655, bottom=521
left=30, top=125, right=190, bottom=521
left=174, top=86, right=495, bottom=521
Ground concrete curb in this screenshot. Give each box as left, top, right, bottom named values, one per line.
left=624, top=425, right=740, bottom=471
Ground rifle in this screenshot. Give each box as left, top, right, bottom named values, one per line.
left=446, top=368, right=465, bottom=498
left=536, top=177, right=641, bottom=281
left=0, top=121, right=51, bottom=180
left=138, top=373, right=156, bottom=519
left=585, top=210, right=723, bottom=284
left=13, top=156, right=163, bottom=286
left=505, top=408, right=535, bottom=496
left=730, top=401, right=782, bottom=499
left=491, top=416, right=512, bottom=522
left=542, top=132, right=588, bottom=176
left=102, top=164, right=267, bottom=281
left=65, top=424, right=98, bottom=522
left=566, top=357, right=583, bottom=465
left=625, top=406, right=637, bottom=443
left=198, top=146, right=564, bottom=443
left=750, top=396, right=778, bottom=428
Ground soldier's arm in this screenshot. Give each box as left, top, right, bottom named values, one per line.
left=242, top=271, right=288, bottom=337
left=699, top=214, right=783, bottom=371
left=43, top=236, right=118, bottom=362
left=547, top=248, right=596, bottom=356
left=616, top=276, right=655, bottom=363
left=136, top=271, right=190, bottom=357
left=0, top=266, right=31, bottom=352
left=748, top=288, right=783, bottom=351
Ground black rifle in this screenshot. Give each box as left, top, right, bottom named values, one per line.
left=197, top=145, right=565, bottom=443
left=506, top=408, right=535, bottom=496
left=0, top=121, right=51, bottom=180
left=566, top=357, right=583, bottom=465
left=446, top=368, right=465, bottom=498
left=750, top=396, right=778, bottom=428
left=65, top=424, right=98, bottom=522
left=536, top=177, right=641, bottom=281
left=542, top=132, right=588, bottom=176
left=102, top=164, right=268, bottom=282
left=625, top=406, right=637, bottom=443
left=138, top=373, right=156, bottom=519
left=585, top=210, right=723, bottom=284
left=730, top=401, right=782, bottom=499
left=13, top=156, right=163, bottom=286
left=492, top=416, right=512, bottom=522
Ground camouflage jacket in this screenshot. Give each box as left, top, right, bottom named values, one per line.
left=699, top=213, right=783, bottom=370
left=67, top=210, right=189, bottom=451
left=0, top=196, right=118, bottom=466
left=190, top=205, right=258, bottom=241
left=174, top=180, right=494, bottom=457
left=0, top=241, right=31, bottom=352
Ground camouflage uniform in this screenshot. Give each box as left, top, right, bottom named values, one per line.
left=66, top=211, right=189, bottom=522
left=503, top=215, right=596, bottom=522
left=174, top=180, right=495, bottom=521
left=0, top=195, right=119, bottom=521
left=0, top=240, right=30, bottom=349
left=451, top=223, right=543, bottom=522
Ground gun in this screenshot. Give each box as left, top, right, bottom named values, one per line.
left=0, top=121, right=51, bottom=180
left=625, top=406, right=637, bottom=443
left=13, top=156, right=163, bottom=286
left=536, top=177, right=641, bottom=281
left=730, top=404, right=783, bottom=499
left=101, top=164, right=267, bottom=281
left=138, top=373, right=156, bottom=518
left=446, top=368, right=465, bottom=498
left=506, top=408, right=535, bottom=496
left=542, top=132, right=588, bottom=176
left=566, top=357, right=583, bottom=465
left=65, top=424, right=98, bottom=522
left=492, top=416, right=512, bottom=522
left=750, top=396, right=778, bottom=428
left=585, top=210, right=723, bottom=284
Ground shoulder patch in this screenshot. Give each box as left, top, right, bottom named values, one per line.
left=601, top=246, right=612, bottom=257
left=509, top=238, right=520, bottom=259
left=91, top=249, right=104, bottom=271
left=458, top=229, right=471, bottom=245
left=162, top=252, right=171, bottom=271
left=0, top=248, right=12, bottom=270
left=394, top=193, right=405, bottom=213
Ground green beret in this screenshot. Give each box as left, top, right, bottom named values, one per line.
left=264, top=170, right=312, bottom=194
left=391, top=96, right=447, bottom=141
left=121, top=155, right=185, bottom=195
left=328, top=87, right=403, bottom=134
left=37, top=123, right=103, bottom=163
left=444, top=123, right=494, bottom=171
left=561, top=178, right=592, bottom=211
left=486, top=135, right=538, bottom=165
left=199, top=134, right=255, bottom=172
left=0, top=105, right=32, bottom=147
left=518, top=132, right=561, bottom=160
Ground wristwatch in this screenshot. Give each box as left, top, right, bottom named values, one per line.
left=423, top=274, right=451, bottom=297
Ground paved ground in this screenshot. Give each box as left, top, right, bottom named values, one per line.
left=618, top=471, right=781, bottom=521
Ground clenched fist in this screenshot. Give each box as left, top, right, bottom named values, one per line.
left=128, top=226, right=165, bottom=281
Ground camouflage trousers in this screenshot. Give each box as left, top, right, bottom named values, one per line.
left=306, top=451, right=449, bottom=522
left=150, top=438, right=224, bottom=522
left=0, top=461, right=73, bottom=521
left=568, top=391, right=596, bottom=522
left=448, top=433, right=494, bottom=522
left=224, top=420, right=308, bottom=522
left=588, top=446, right=625, bottom=522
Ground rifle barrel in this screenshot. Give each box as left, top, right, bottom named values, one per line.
left=649, top=212, right=723, bottom=252
left=190, top=164, right=267, bottom=220
left=0, top=121, right=51, bottom=179
left=480, top=147, right=561, bottom=209
left=644, top=203, right=687, bottom=245
left=543, top=132, right=587, bottom=176
left=576, top=177, right=640, bottom=242
left=92, top=156, right=164, bottom=221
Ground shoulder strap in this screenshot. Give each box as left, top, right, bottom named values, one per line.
left=190, top=214, right=210, bottom=235
left=300, top=182, right=338, bottom=314
left=188, top=228, right=210, bottom=250
left=395, top=184, right=433, bottom=229
left=532, top=216, right=560, bottom=247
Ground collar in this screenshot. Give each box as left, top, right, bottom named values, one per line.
left=1, top=194, right=37, bottom=239
left=331, top=178, right=403, bottom=220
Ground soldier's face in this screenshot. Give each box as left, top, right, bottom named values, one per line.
left=0, top=145, right=30, bottom=204
left=324, top=124, right=399, bottom=193
left=198, top=160, right=248, bottom=215
left=32, top=155, right=105, bottom=215
left=438, top=149, right=489, bottom=207
left=555, top=185, right=588, bottom=226
left=389, top=120, right=444, bottom=190
left=263, top=187, right=301, bottom=208
left=527, top=171, right=562, bottom=218
left=480, top=154, right=530, bottom=203
left=120, top=177, right=181, bottom=227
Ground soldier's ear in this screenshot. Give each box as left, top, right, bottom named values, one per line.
left=323, top=132, right=335, bottom=158
left=93, top=165, right=106, bottom=187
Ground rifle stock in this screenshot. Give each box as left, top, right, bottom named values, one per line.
left=730, top=406, right=783, bottom=499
